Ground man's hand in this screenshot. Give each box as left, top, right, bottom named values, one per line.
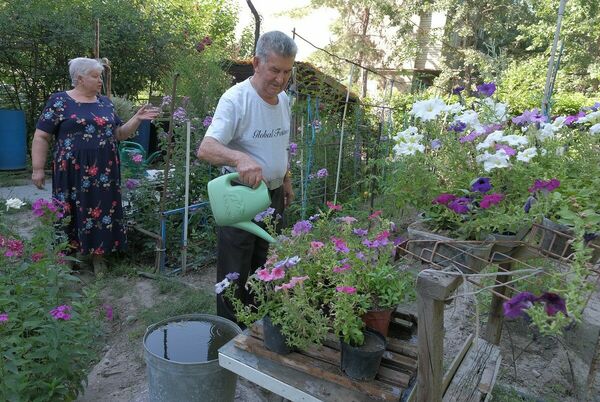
left=283, top=175, right=294, bottom=208
left=236, top=154, right=263, bottom=189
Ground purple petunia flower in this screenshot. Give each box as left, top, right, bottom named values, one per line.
left=528, top=178, right=560, bottom=193
left=448, top=121, right=467, bottom=133
left=448, top=197, right=471, bottom=214
left=291, top=220, right=312, bottom=236
left=511, top=108, right=547, bottom=126
left=459, top=131, right=482, bottom=143
left=331, top=237, right=349, bottom=253
left=503, top=292, right=537, bottom=319
left=0, top=312, right=8, bottom=323
left=226, top=272, right=240, bottom=281
left=202, top=116, right=212, bottom=127
left=538, top=292, right=567, bottom=316
left=316, top=168, right=328, bottom=178
left=495, top=144, right=516, bottom=156
left=452, top=86, right=465, bottom=95
left=471, top=177, right=492, bottom=193
left=289, top=142, right=298, bottom=156
left=476, top=82, right=496, bottom=97
left=125, top=178, right=140, bottom=190
left=430, top=139, right=442, bottom=150
left=564, top=111, right=585, bottom=126
left=523, top=196, right=536, bottom=213
left=353, top=228, right=368, bottom=236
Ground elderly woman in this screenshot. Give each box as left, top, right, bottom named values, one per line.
left=31, top=57, right=159, bottom=274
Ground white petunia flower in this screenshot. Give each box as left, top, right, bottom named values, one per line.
left=393, top=126, right=420, bottom=142
left=410, top=98, right=446, bottom=121
left=556, top=147, right=566, bottom=156
left=393, top=142, right=425, bottom=156
left=476, top=150, right=511, bottom=172
left=215, top=278, right=231, bottom=294
left=578, top=110, right=600, bottom=124
left=475, top=130, right=505, bottom=151
left=6, top=198, right=26, bottom=211
left=516, top=147, right=538, bottom=162
left=482, top=98, right=508, bottom=122
left=552, top=116, right=567, bottom=128
left=537, top=123, right=559, bottom=141
left=590, top=123, right=600, bottom=135
left=455, top=110, right=482, bottom=130
left=443, top=103, right=464, bottom=114
left=501, top=135, right=529, bottom=148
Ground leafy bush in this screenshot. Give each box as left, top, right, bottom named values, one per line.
left=0, top=200, right=102, bottom=402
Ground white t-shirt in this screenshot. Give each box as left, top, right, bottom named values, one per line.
left=206, top=78, right=290, bottom=186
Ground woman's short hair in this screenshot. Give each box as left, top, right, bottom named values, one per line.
left=68, top=57, right=104, bottom=87
left=255, top=31, right=297, bottom=62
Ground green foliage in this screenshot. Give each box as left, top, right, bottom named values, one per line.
left=0, top=205, right=102, bottom=402
left=0, top=0, right=237, bottom=136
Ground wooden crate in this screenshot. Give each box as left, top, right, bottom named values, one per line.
left=233, top=310, right=418, bottom=401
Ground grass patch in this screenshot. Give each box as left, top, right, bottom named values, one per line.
left=493, top=384, right=545, bottom=402
left=129, top=285, right=215, bottom=340
left=0, top=170, right=32, bottom=187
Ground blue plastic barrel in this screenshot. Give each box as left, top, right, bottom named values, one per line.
left=0, top=109, right=26, bottom=170
left=132, top=120, right=151, bottom=154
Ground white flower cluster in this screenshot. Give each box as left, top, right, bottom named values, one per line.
left=5, top=198, right=26, bottom=211
left=475, top=130, right=537, bottom=172
left=392, top=126, right=425, bottom=156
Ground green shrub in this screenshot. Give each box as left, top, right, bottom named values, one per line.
left=0, top=202, right=102, bottom=402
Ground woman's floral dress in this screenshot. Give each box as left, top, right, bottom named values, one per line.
left=36, top=92, right=127, bottom=256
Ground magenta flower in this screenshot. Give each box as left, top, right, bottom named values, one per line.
left=471, top=177, right=492, bottom=193
left=0, top=312, right=8, bottom=323
left=368, top=210, right=382, bottom=220
left=433, top=193, right=456, bottom=205
left=326, top=201, right=342, bottom=211
left=336, top=286, right=357, bottom=294
left=448, top=197, right=471, bottom=214
left=476, top=82, right=496, bottom=97
left=291, top=220, right=312, bottom=236
left=528, top=178, right=560, bottom=193
left=271, top=267, right=285, bottom=280
left=103, top=304, right=114, bottom=321
left=50, top=305, right=72, bottom=321
left=538, top=292, right=567, bottom=316
left=333, top=263, right=351, bottom=273
left=131, top=153, right=143, bottom=164
left=480, top=193, right=504, bottom=209
left=256, top=268, right=273, bottom=282
left=331, top=237, right=349, bottom=253
left=31, top=252, right=44, bottom=262
left=503, top=292, right=537, bottom=319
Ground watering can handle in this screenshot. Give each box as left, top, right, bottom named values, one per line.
left=223, top=172, right=267, bottom=190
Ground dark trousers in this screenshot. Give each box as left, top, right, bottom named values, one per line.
left=216, top=186, right=285, bottom=326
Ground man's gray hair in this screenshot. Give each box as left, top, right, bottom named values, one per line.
left=255, top=31, right=297, bottom=62
left=68, top=57, right=104, bottom=87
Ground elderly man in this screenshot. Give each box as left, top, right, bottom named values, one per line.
left=197, top=31, right=296, bottom=324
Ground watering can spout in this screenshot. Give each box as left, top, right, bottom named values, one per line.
left=230, top=221, right=276, bottom=243
left=207, top=172, right=276, bottom=243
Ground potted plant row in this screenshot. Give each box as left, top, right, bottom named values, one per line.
left=218, top=203, right=413, bottom=381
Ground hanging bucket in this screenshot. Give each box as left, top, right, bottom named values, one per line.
left=143, top=314, right=242, bottom=402
left=0, top=109, right=26, bottom=170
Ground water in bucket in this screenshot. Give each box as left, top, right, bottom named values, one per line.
left=143, top=314, right=242, bottom=402
left=145, top=319, right=238, bottom=363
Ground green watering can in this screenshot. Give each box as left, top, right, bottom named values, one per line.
left=207, top=173, right=276, bottom=243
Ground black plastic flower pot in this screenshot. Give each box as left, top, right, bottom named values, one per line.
left=263, top=315, right=292, bottom=355
left=340, top=328, right=386, bottom=381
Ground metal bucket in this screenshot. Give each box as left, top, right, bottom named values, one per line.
left=143, top=314, right=242, bottom=402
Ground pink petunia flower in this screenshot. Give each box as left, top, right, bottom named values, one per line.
left=336, top=286, right=357, bottom=294
left=270, top=266, right=286, bottom=280
left=368, top=210, right=382, bottom=220
left=31, top=252, right=44, bottom=262
left=480, top=193, right=504, bottom=209
left=331, top=237, right=349, bottom=253
left=326, top=201, right=342, bottom=211
left=256, top=268, right=273, bottom=282
left=333, top=263, right=352, bottom=273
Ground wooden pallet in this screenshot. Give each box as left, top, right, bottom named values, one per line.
left=233, top=310, right=418, bottom=401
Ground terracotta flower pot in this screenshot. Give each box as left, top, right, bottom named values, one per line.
left=361, top=307, right=394, bottom=337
